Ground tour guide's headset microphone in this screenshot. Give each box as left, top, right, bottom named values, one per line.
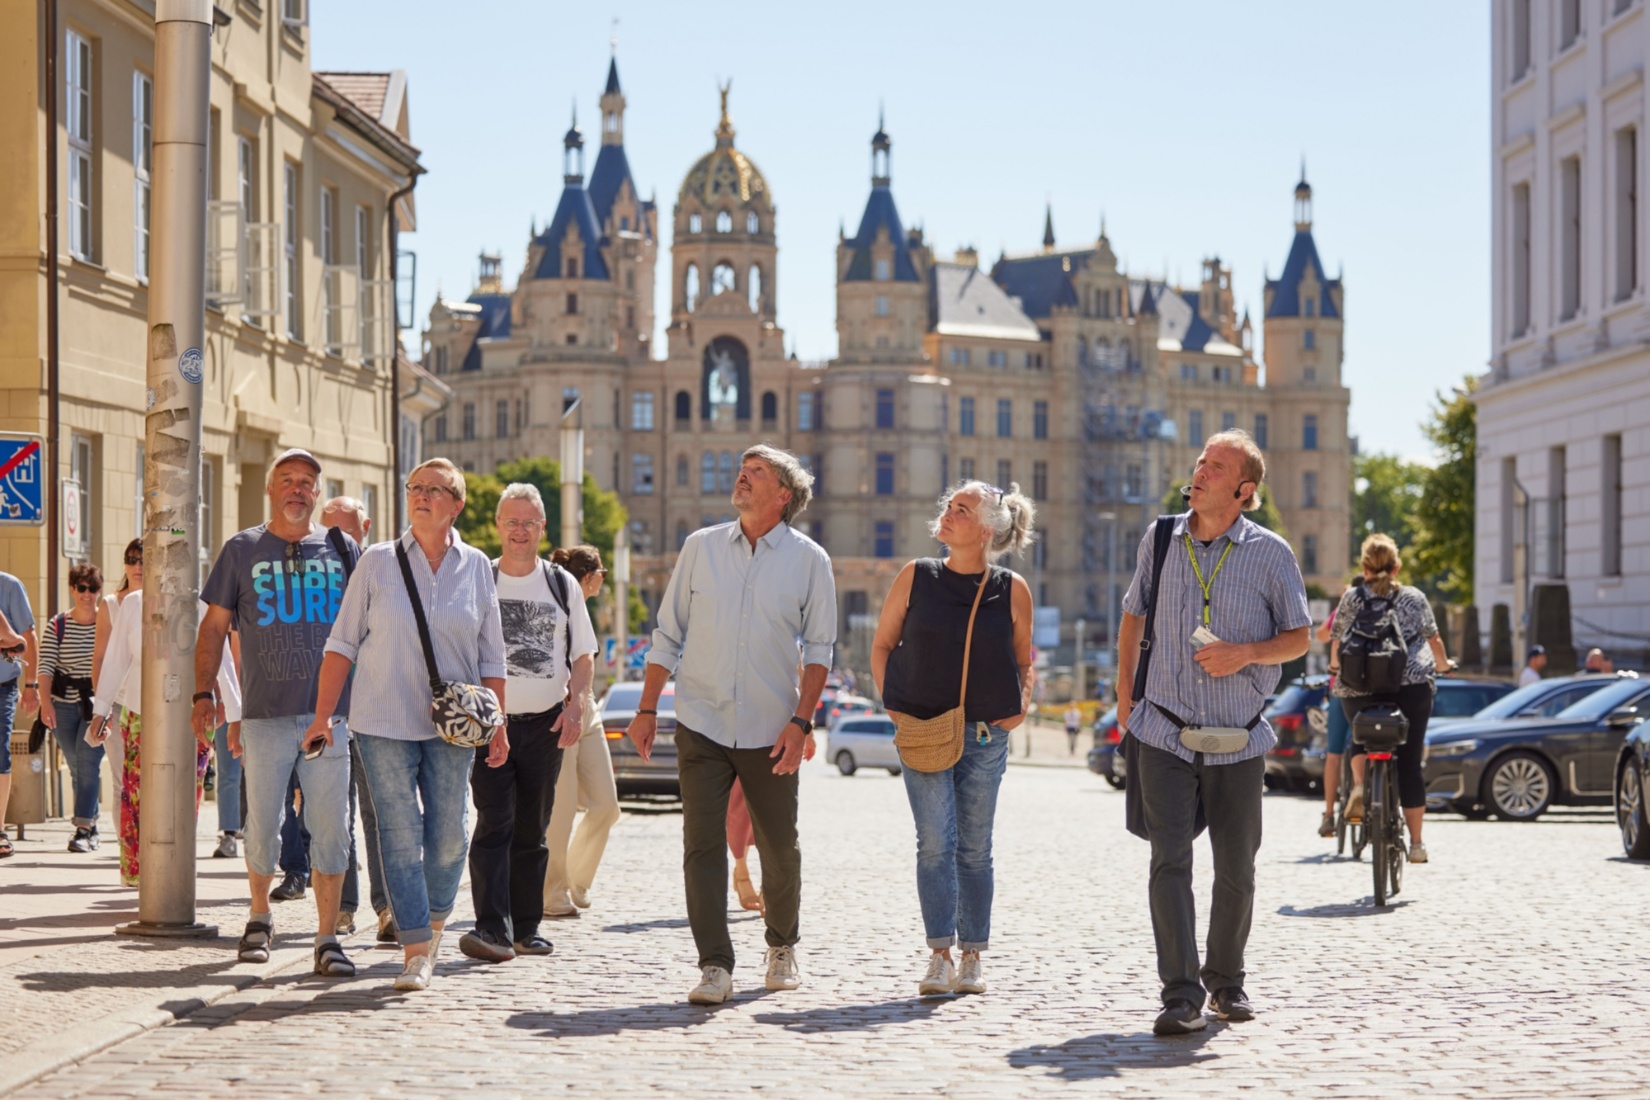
left=1178, top=484, right=1247, bottom=502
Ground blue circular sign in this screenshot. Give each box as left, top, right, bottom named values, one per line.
left=178, top=347, right=204, bottom=384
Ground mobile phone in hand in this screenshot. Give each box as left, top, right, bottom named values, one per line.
left=304, top=735, right=325, bottom=761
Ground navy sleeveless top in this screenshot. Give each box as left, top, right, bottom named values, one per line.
left=882, top=559, right=1021, bottom=724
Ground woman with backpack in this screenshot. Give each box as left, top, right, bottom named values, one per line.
left=1327, top=534, right=1454, bottom=864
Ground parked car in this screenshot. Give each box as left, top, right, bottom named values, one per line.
left=826, top=713, right=901, bottom=776
left=1424, top=676, right=1650, bottom=820
left=1431, top=673, right=1632, bottom=733
left=1614, top=711, right=1650, bottom=859
left=1086, top=707, right=1124, bottom=789
left=1429, top=677, right=1520, bottom=723
left=1265, top=676, right=1330, bottom=792
left=602, top=680, right=680, bottom=798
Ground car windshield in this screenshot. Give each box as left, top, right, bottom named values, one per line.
left=603, top=683, right=674, bottom=714
left=1470, top=678, right=1603, bottom=720
left=1554, top=679, right=1649, bottom=721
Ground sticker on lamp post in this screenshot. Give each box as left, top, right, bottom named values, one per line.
left=178, top=347, right=204, bottom=384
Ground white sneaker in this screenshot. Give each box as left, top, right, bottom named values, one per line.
left=544, top=888, right=578, bottom=918
left=918, top=952, right=956, bottom=995
left=393, top=953, right=434, bottom=992
left=955, top=952, right=986, bottom=995
left=688, top=965, right=733, bottom=1005
left=764, top=945, right=801, bottom=991
left=570, top=885, right=591, bottom=909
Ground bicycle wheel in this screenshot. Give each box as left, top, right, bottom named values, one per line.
left=1334, top=754, right=1350, bottom=856
left=1370, top=763, right=1390, bottom=906
left=1386, top=770, right=1405, bottom=899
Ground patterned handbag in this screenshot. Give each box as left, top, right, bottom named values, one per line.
left=892, top=569, right=989, bottom=773
left=395, top=541, right=502, bottom=748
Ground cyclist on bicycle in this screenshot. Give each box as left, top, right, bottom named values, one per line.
left=1327, top=534, right=1454, bottom=864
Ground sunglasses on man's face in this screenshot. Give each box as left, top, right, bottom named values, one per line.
left=74, top=584, right=101, bottom=594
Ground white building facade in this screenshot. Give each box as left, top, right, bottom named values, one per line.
left=1482, top=0, right=1650, bottom=667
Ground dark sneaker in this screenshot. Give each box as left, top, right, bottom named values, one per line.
left=335, top=910, right=356, bottom=937
left=86, top=826, right=101, bottom=850
left=68, top=827, right=94, bottom=853
left=1209, top=987, right=1255, bottom=1022
left=237, top=919, right=274, bottom=963
left=270, top=872, right=306, bottom=902
left=513, top=934, right=554, bottom=956
left=1153, top=999, right=1208, bottom=1036
left=458, top=929, right=516, bottom=963
left=376, top=909, right=398, bottom=944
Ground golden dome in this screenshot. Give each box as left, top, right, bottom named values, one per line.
left=678, top=81, right=769, bottom=210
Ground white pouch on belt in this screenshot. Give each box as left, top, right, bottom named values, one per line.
left=1178, top=726, right=1251, bottom=755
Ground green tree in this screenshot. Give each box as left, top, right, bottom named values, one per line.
left=1408, top=377, right=1477, bottom=603
left=1158, top=482, right=1287, bottom=540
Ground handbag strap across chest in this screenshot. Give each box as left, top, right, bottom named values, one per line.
left=952, top=567, right=990, bottom=709
left=395, top=540, right=446, bottom=692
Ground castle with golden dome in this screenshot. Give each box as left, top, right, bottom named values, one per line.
left=422, top=57, right=1350, bottom=674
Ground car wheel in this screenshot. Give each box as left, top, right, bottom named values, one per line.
left=1105, top=774, right=1125, bottom=790
left=886, top=767, right=902, bottom=777
left=835, top=750, right=857, bottom=777
left=1483, top=751, right=1555, bottom=821
left=1459, top=805, right=1491, bottom=821
left=1619, top=759, right=1650, bottom=860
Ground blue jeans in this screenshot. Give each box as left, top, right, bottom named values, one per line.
left=901, top=722, right=1010, bottom=951
left=240, top=716, right=352, bottom=877
left=278, top=769, right=310, bottom=877
left=0, top=680, right=16, bottom=773
left=355, top=733, right=474, bottom=946
left=1325, top=695, right=1351, bottom=755
left=341, top=736, right=386, bottom=916
left=50, top=700, right=104, bottom=826
left=212, top=723, right=243, bottom=834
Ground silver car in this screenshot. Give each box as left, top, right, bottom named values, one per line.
left=601, top=680, right=680, bottom=798
left=826, top=713, right=902, bottom=776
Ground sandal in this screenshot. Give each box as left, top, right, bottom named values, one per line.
left=1318, top=811, right=1335, bottom=838
left=733, top=859, right=764, bottom=915
left=0, top=833, right=13, bottom=859
left=313, top=940, right=356, bottom=977
left=238, top=919, right=274, bottom=963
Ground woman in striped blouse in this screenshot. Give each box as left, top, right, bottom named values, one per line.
left=37, top=563, right=104, bottom=852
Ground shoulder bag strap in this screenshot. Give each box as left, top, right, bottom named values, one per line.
left=544, top=561, right=572, bottom=672
left=955, top=567, right=991, bottom=709
left=327, top=527, right=355, bottom=582
left=395, top=540, right=444, bottom=693
left=1132, top=516, right=1178, bottom=704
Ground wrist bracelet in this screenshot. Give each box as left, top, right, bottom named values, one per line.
left=192, top=691, right=216, bottom=704
left=637, top=708, right=656, bottom=716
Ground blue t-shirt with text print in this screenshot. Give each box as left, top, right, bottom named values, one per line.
left=202, top=524, right=358, bottom=720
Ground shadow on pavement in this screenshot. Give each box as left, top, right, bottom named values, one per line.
left=1277, top=899, right=1412, bottom=918
left=600, top=916, right=692, bottom=934
left=752, top=998, right=948, bottom=1033
left=505, top=1003, right=713, bottom=1038
left=1290, top=852, right=1354, bottom=865
left=1007, top=1027, right=1220, bottom=1081
left=14, top=956, right=239, bottom=993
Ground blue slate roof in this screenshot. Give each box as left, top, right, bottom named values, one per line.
left=990, top=251, right=1085, bottom=318
left=842, top=187, right=921, bottom=282
left=460, top=293, right=512, bottom=372
left=1265, top=230, right=1340, bottom=319
left=604, top=58, right=621, bottom=95
left=1177, top=290, right=1217, bottom=352
left=531, top=183, right=610, bottom=282
left=589, top=144, right=649, bottom=239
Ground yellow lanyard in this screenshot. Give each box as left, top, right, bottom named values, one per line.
left=1183, top=533, right=1234, bottom=627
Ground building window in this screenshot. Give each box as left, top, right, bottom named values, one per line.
left=1032, top=460, right=1048, bottom=501
left=874, top=257, right=890, bottom=281
left=675, top=454, right=689, bottom=487
left=684, top=263, right=700, bottom=310
left=1304, top=367, right=1318, bottom=384
left=565, top=334, right=577, bottom=345
left=321, top=186, right=338, bottom=352
left=1302, top=414, right=1318, bottom=451
left=1560, top=155, right=1582, bottom=321
left=876, top=388, right=895, bottom=429
left=874, top=521, right=895, bottom=559
left=701, top=452, right=717, bottom=494
left=997, top=459, right=1012, bottom=490
left=959, top=397, right=976, bottom=436
left=1303, top=328, right=1315, bottom=350
left=959, top=457, right=975, bottom=481
left=133, top=71, right=152, bottom=280
left=675, top=390, right=692, bottom=423
left=631, top=391, right=655, bottom=431
left=495, top=400, right=509, bottom=438
left=712, top=262, right=736, bottom=296
left=1221, top=411, right=1236, bottom=432
left=632, top=454, right=655, bottom=495
left=798, top=392, right=818, bottom=431
left=1125, top=463, right=1143, bottom=500
left=748, top=265, right=763, bottom=311
left=284, top=161, right=301, bottom=339
left=1302, top=535, right=1319, bottom=576
left=875, top=294, right=889, bottom=317
left=461, top=403, right=475, bottom=441
left=1033, top=400, right=1048, bottom=440
left=718, top=451, right=736, bottom=493
left=1617, top=127, right=1639, bottom=301
left=1180, top=363, right=1196, bottom=381
left=676, top=520, right=689, bottom=549
left=715, top=210, right=732, bottom=233
left=1188, top=409, right=1203, bottom=444
left=760, top=391, right=778, bottom=423
left=1253, top=413, right=1268, bottom=449
left=1511, top=181, right=1532, bottom=335
left=875, top=452, right=895, bottom=496
left=564, top=256, right=578, bottom=278
left=361, top=485, right=377, bottom=543
left=355, top=204, right=372, bottom=359
left=514, top=399, right=526, bottom=432
left=1304, top=298, right=1315, bottom=318
left=1559, top=0, right=1580, bottom=50
left=1303, top=470, right=1319, bottom=509
left=812, top=453, right=825, bottom=497
left=949, top=346, right=972, bottom=366
left=70, top=433, right=95, bottom=562
left=67, top=32, right=94, bottom=261
left=1603, top=434, right=1623, bottom=575
left=996, top=399, right=1012, bottom=438
left=1511, top=0, right=1532, bottom=78
left=688, top=213, right=702, bottom=234
left=433, top=414, right=448, bottom=443
left=1547, top=446, right=1566, bottom=577
left=1500, top=456, right=1517, bottom=583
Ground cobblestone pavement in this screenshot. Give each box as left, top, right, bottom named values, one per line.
left=8, top=756, right=1647, bottom=1098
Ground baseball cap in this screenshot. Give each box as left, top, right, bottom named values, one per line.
left=271, top=448, right=322, bottom=476
left=1527, top=644, right=1546, bottom=658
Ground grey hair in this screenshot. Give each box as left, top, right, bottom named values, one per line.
left=321, top=495, right=366, bottom=521
left=1201, top=428, right=1267, bottom=512
left=495, top=482, right=546, bottom=519
left=741, top=443, right=814, bottom=525
left=928, top=479, right=1038, bottom=561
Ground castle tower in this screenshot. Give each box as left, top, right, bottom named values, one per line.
left=835, top=114, right=930, bottom=363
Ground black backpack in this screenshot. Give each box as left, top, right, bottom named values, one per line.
left=491, top=559, right=575, bottom=672
left=1338, top=583, right=1407, bottom=695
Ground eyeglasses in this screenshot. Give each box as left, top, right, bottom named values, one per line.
left=283, top=541, right=309, bottom=572
left=74, top=584, right=101, bottom=594
left=405, top=482, right=457, bottom=500
left=499, top=518, right=544, bottom=532
left=125, top=555, right=143, bottom=566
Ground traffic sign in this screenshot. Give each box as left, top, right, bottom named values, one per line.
left=62, top=479, right=85, bottom=557
left=0, top=435, right=45, bottom=525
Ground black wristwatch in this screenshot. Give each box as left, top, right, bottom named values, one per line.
left=192, top=691, right=216, bottom=705
left=789, top=716, right=813, bottom=735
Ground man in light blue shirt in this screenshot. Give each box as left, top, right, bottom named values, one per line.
left=628, top=444, right=836, bottom=1005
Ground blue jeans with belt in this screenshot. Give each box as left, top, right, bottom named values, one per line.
left=901, top=722, right=1011, bottom=951
left=50, top=699, right=104, bottom=827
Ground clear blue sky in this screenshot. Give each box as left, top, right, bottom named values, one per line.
left=314, top=1, right=1488, bottom=464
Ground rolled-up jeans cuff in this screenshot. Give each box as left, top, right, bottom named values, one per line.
left=429, top=906, right=454, bottom=925
left=959, top=939, right=989, bottom=953
left=926, top=934, right=956, bottom=950
left=399, top=925, right=432, bottom=946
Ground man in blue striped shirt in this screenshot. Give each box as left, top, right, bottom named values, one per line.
left=1117, top=430, right=1310, bottom=1035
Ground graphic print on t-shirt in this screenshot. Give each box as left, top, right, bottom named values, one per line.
left=500, top=596, right=560, bottom=679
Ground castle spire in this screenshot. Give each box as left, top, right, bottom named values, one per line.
left=1042, top=201, right=1055, bottom=253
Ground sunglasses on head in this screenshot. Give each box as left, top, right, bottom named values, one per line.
left=74, top=583, right=101, bottom=593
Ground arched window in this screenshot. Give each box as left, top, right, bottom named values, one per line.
left=700, top=451, right=717, bottom=494
left=688, top=212, right=702, bottom=234
left=712, top=262, right=736, bottom=296
left=674, top=390, right=692, bottom=422
left=675, top=454, right=689, bottom=486
left=565, top=256, right=578, bottom=278
left=746, top=210, right=759, bottom=234
left=684, top=263, right=700, bottom=311
left=718, top=451, right=736, bottom=493
left=748, top=264, right=763, bottom=311
left=716, top=210, right=733, bottom=233
left=761, top=391, right=778, bottom=422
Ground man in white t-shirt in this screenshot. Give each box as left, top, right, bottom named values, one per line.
left=1518, top=645, right=1546, bottom=687
left=459, top=483, right=597, bottom=963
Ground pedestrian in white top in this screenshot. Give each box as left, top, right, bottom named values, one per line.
left=1518, top=646, right=1546, bottom=687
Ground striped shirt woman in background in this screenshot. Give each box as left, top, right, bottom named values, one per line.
left=38, top=563, right=103, bottom=852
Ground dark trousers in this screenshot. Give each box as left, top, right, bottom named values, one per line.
left=341, top=737, right=386, bottom=916
left=676, top=726, right=801, bottom=973
left=468, top=705, right=564, bottom=943
left=1342, top=681, right=1434, bottom=810
left=1136, top=742, right=1265, bottom=1006
left=278, top=769, right=310, bottom=879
